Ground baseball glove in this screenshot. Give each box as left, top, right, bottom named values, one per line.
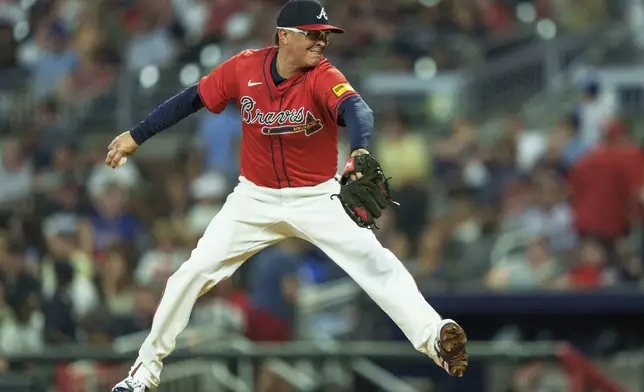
left=331, top=154, right=398, bottom=229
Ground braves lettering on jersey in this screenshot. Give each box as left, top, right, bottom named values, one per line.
left=197, top=47, right=358, bottom=188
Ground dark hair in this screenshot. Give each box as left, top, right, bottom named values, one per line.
left=54, top=260, right=75, bottom=287
left=274, top=31, right=279, bottom=45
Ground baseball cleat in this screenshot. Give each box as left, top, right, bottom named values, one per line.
left=111, top=378, right=150, bottom=392
left=428, top=319, right=468, bottom=377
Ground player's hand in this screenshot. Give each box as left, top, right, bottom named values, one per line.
left=106, top=131, right=139, bottom=168
left=348, top=148, right=369, bottom=181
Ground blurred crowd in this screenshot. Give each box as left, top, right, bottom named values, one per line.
left=0, top=0, right=634, bottom=389
left=403, top=80, right=644, bottom=292
left=0, top=0, right=617, bottom=80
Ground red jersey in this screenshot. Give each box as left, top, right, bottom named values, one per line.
left=568, top=146, right=643, bottom=238
left=198, top=47, right=359, bottom=188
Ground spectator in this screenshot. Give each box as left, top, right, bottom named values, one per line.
left=0, top=138, right=33, bottom=204
left=124, top=12, right=178, bottom=71
left=0, top=290, right=43, bottom=354
left=417, top=189, right=491, bottom=283
left=504, top=115, right=548, bottom=174
left=0, top=21, right=16, bottom=69
left=567, top=120, right=643, bottom=267
left=486, top=235, right=562, bottom=290
left=563, top=239, right=609, bottom=289
left=246, top=239, right=302, bottom=392
left=40, top=213, right=98, bottom=320
left=554, top=0, right=611, bottom=31
left=434, top=117, right=478, bottom=190
left=23, top=21, right=78, bottom=101
left=518, top=171, right=577, bottom=254
left=111, top=285, right=158, bottom=337
left=0, top=241, right=43, bottom=355
left=38, top=175, right=91, bottom=220
left=557, top=112, right=589, bottom=170
left=477, top=136, right=520, bottom=207
left=186, top=172, right=227, bottom=237
left=374, top=208, right=409, bottom=261
left=375, top=114, right=430, bottom=249
left=86, top=181, right=145, bottom=256
left=87, top=155, right=142, bottom=200
left=43, top=260, right=78, bottom=344
left=575, top=79, right=617, bottom=148
left=0, top=241, right=40, bottom=314
left=195, top=105, right=243, bottom=182
left=161, top=172, right=191, bottom=220
left=246, top=239, right=302, bottom=343
left=57, top=47, right=116, bottom=109
left=135, top=220, right=188, bottom=288
left=99, top=246, right=136, bottom=317
left=191, top=279, right=245, bottom=338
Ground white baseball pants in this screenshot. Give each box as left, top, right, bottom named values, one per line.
left=129, top=177, right=443, bottom=388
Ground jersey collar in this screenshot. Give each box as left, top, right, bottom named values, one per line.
left=262, top=47, right=308, bottom=100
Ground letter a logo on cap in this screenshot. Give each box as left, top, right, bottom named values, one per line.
left=317, top=7, right=328, bottom=20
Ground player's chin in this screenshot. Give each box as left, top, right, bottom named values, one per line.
left=305, top=50, right=323, bottom=66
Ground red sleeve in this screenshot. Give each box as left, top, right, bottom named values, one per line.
left=314, top=64, right=359, bottom=119
left=198, top=53, right=239, bottom=114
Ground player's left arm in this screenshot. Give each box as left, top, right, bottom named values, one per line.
left=316, top=66, right=374, bottom=179
left=316, top=67, right=373, bottom=152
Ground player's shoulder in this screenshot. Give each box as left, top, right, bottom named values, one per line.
left=232, top=47, right=275, bottom=63
left=312, top=57, right=343, bottom=76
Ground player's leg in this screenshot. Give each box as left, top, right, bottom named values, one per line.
left=289, top=189, right=468, bottom=376
left=114, top=182, right=290, bottom=391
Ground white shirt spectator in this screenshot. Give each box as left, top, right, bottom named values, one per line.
left=135, top=249, right=188, bottom=287
left=0, top=311, right=44, bottom=354
left=578, top=88, right=617, bottom=147
left=125, top=28, right=177, bottom=72
left=516, top=131, right=548, bottom=173
left=87, top=161, right=142, bottom=198
left=519, top=203, right=577, bottom=253
left=0, top=144, right=33, bottom=204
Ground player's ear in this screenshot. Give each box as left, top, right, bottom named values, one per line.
left=277, top=29, right=289, bottom=46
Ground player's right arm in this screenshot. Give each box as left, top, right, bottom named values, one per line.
left=106, top=54, right=240, bottom=168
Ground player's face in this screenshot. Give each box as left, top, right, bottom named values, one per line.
left=289, top=29, right=331, bottom=67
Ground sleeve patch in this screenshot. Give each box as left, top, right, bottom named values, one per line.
left=332, top=83, right=354, bottom=97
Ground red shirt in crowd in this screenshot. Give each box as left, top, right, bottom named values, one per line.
left=568, top=144, right=643, bottom=239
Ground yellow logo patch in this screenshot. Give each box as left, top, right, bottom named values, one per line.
left=332, top=83, right=354, bottom=97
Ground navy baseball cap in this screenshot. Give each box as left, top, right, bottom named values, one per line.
left=277, top=0, right=344, bottom=34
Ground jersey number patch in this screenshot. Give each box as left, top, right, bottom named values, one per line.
left=332, top=83, right=354, bottom=97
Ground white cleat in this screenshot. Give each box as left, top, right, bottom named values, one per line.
left=427, top=319, right=469, bottom=377
left=111, top=377, right=150, bottom=392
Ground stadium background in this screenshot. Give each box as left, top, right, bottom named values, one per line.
left=1, top=0, right=644, bottom=391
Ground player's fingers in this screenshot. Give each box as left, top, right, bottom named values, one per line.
left=349, top=174, right=357, bottom=182
left=355, top=172, right=363, bottom=180
left=105, top=149, right=116, bottom=165
left=108, top=136, right=120, bottom=150
left=111, top=151, right=124, bottom=168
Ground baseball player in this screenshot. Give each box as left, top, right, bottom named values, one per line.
left=110, top=1, right=468, bottom=391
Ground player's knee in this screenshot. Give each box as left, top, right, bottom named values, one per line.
left=168, top=258, right=208, bottom=282
left=365, top=243, right=397, bottom=265
left=169, top=254, right=237, bottom=283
